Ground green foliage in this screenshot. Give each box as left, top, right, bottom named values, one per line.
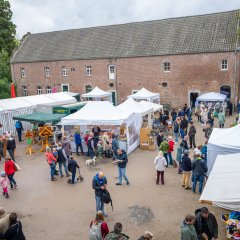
left=0, top=0, right=17, bottom=56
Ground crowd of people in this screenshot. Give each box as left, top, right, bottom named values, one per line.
left=0, top=99, right=237, bottom=239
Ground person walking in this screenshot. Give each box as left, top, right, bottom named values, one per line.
left=218, top=109, right=225, bottom=128
left=15, top=120, right=24, bottom=142
left=176, top=142, right=184, bottom=174
left=0, top=171, right=10, bottom=198
left=194, top=207, right=218, bottom=240
left=173, top=118, right=180, bottom=143
left=156, top=131, right=164, bottom=150
left=111, top=134, right=119, bottom=160
left=154, top=151, right=167, bottom=185
left=180, top=116, right=188, bottom=138
left=188, top=121, right=196, bottom=149
left=88, top=133, right=96, bottom=160
left=181, top=150, right=192, bottom=190
left=0, top=213, right=26, bottom=240
left=159, top=137, right=169, bottom=167
left=171, top=108, right=177, bottom=122
left=192, top=153, right=208, bottom=194
left=105, top=223, right=129, bottom=240
left=45, top=147, right=57, bottom=181
left=62, top=137, right=72, bottom=159
left=115, top=149, right=129, bottom=186
left=207, top=109, right=214, bottom=128
left=57, top=143, right=70, bottom=178
left=6, top=136, right=16, bottom=162
left=92, top=172, right=107, bottom=216
left=167, top=136, right=174, bottom=166
left=181, top=214, right=198, bottom=240
left=67, top=156, right=79, bottom=184
left=74, top=131, right=83, bottom=156
left=89, top=210, right=109, bottom=240
left=4, top=157, right=17, bottom=189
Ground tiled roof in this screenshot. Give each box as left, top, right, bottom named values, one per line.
left=11, top=9, right=240, bottom=63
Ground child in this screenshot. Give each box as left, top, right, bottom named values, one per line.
left=97, top=141, right=103, bottom=159
left=0, top=171, right=10, bottom=198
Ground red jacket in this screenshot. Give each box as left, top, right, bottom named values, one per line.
left=4, top=160, right=15, bottom=175
left=45, top=152, right=57, bottom=165
left=90, top=220, right=109, bottom=239
left=168, top=140, right=174, bottom=152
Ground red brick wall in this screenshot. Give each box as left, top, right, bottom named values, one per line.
left=12, top=51, right=240, bottom=108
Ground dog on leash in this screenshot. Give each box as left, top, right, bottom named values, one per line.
left=86, top=156, right=96, bottom=166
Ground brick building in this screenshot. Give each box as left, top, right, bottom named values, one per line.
left=11, top=9, right=240, bottom=108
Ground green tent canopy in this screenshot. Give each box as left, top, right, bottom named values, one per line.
left=13, top=112, right=65, bottom=123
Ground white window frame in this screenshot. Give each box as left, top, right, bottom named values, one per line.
left=61, top=84, right=69, bottom=92
left=22, top=86, right=28, bottom=96
left=163, top=61, right=171, bottom=72
left=221, top=59, right=228, bottom=71
left=37, top=86, right=42, bottom=95
left=108, top=64, right=115, bottom=80
left=44, top=67, right=50, bottom=77
left=61, top=66, right=67, bottom=77
left=85, top=65, right=92, bottom=76
left=46, top=86, right=52, bottom=94
left=20, top=68, right=26, bottom=78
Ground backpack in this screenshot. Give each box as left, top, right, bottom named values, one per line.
left=102, top=189, right=113, bottom=211
left=89, top=221, right=102, bottom=240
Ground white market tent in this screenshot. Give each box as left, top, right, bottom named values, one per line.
left=139, top=100, right=163, bottom=112
left=61, top=101, right=142, bottom=154
left=116, top=98, right=153, bottom=127
left=128, top=87, right=160, bottom=103
left=200, top=153, right=240, bottom=211
left=0, top=92, right=76, bottom=134
left=82, top=87, right=112, bottom=101
left=196, top=92, right=227, bottom=102
left=207, top=124, right=240, bottom=174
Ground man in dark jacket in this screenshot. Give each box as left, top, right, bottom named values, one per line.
left=87, top=133, right=95, bottom=159
left=115, top=149, right=129, bottom=186
left=92, top=172, right=107, bottom=216
left=181, top=150, right=192, bottom=190
left=192, top=153, right=208, bottom=193
left=74, top=131, right=83, bottom=155
left=171, top=108, right=177, bottom=122
left=180, top=116, right=188, bottom=138
left=156, top=131, right=164, bottom=149
left=6, top=136, right=16, bottom=162
left=67, top=156, right=79, bottom=184
left=188, top=121, right=196, bottom=149
left=57, top=143, right=70, bottom=178
left=194, top=207, right=218, bottom=240
left=15, top=120, right=24, bottom=142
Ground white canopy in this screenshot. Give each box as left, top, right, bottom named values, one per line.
left=116, top=98, right=153, bottom=116
left=61, top=101, right=134, bottom=126
left=128, top=87, right=160, bottom=103
left=200, top=153, right=240, bottom=211
left=207, top=124, right=240, bottom=174
left=82, top=87, right=111, bottom=98
left=196, top=92, right=227, bottom=102
left=139, top=100, right=163, bottom=112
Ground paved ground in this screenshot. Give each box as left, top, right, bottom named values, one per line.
left=0, top=115, right=235, bottom=239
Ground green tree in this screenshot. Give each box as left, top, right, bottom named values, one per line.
left=0, top=0, right=16, bottom=56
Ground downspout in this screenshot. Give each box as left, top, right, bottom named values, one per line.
left=114, top=57, right=118, bottom=104
left=234, top=14, right=240, bottom=111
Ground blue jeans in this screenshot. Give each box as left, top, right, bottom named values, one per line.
left=180, top=128, right=185, bottom=139
left=95, top=196, right=105, bottom=214
left=174, top=132, right=179, bottom=143
left=7, top=173, right=17, bottom=188
left=59, top=162, right=69, bottom=176
left=192, top=175, right=204, bottom=193
left=118, top=167, right=129, bottom=184
left=113, top=150, right=118, bottom=160
left=167, top=152, right=173, bottom=165
left=50, top=163, right=56, bottom=179
left=89, top=149, right=95, bottom=159
left=16, top=129, right=22, bottom=141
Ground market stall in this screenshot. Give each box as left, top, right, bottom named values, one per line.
left=196, top=92, right=227, bottom=103
left=128, top=87, right=160, bottom=103
left=207, top=124, right=240, bottom=174
left=82, top=87, right=112, bottom=101
left=139, top=100, right=163, bottom=112
left=61, top=101, right=142, bottom=154
left=200, top=153, right=240, bottom=211
left=116, top=98, right=153, bottom=126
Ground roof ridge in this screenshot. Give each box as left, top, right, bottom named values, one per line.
left=29, top=9, right=240, bottom=36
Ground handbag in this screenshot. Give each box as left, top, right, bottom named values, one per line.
left=11, top=160, right=21, bottom=171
